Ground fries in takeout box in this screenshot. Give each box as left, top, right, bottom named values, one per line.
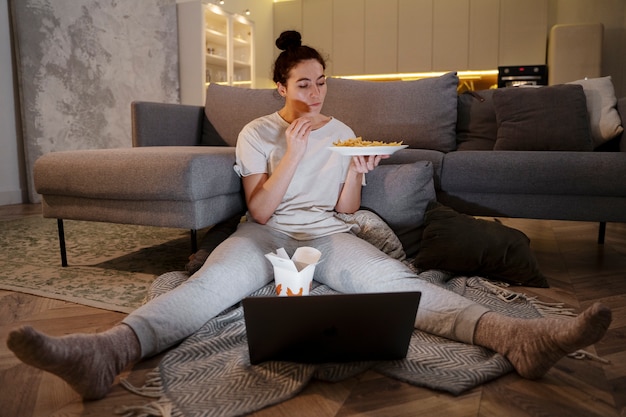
left=265, top=247, right=322, bottom=296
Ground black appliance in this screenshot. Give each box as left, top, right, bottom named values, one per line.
left=498, top=65, right=547, bottom=88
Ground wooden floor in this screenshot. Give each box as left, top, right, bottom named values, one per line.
left=1, top=203, right=625, bottom=417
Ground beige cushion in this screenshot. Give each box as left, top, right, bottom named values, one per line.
left=547, top=23, right=603, bottom=85
left=567, top=76, right=624, bottom=147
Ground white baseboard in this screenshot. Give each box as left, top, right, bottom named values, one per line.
left=0, top=189, right=29, bottom=206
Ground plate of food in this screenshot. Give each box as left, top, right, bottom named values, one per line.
left=328, top=137, right=408, bottom=156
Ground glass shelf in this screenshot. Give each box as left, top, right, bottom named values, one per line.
left=205, top=29, right=227, bottom=45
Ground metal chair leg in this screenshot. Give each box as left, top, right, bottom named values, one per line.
left=598, top=222, right=606, bottom=244
left=57, top=219, right=68, bottom=267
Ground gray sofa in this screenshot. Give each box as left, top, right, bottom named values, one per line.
left=34, top=72, right=626, bottom=266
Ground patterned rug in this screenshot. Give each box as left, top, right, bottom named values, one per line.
left=0, top=216, right=189, bottom=313
left=117, top=269, right=562, bottom=417
left=1, top=216, right=573, bottom=416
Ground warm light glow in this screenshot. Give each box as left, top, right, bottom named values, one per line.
left=336, top=70, right=499, bottom=81
left=335, top=70, right=499, bottom=91
left=207, top=3, right=227, bottom=16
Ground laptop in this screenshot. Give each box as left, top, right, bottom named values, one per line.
left=242, top=291, right=421, bottom=365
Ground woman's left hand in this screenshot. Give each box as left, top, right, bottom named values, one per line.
left=350, top=154, right=390, bottom=174
left=336, top=154, right=390, bottom=213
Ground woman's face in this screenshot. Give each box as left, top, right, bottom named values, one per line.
left=278, top=59, right=327, bottom=116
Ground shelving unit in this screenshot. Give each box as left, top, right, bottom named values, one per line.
left=178, top=1, right=254, bottom=105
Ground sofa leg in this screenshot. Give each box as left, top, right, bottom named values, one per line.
left=191, top=229, right=198, bottom=253
left=598, top=222, right=606, bottom=245
left=57, top=219, right=68, bottom=267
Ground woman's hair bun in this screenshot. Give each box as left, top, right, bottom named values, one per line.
left=275, top=30, right=302, bottom=51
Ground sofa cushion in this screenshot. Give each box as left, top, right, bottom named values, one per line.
left=456, top=89, right=497, bottom=150
left=441, top=150, right=626, bottom=196
left=201, top=113, right=229, bottom=146
left=33, top=147, right=241, bottom=200
left=492, top=84, right=593, bottom=151
left=205, top=84, right=285, bottom=146
left=204, top=73, right=459, bottom=151
left=414, top=202, right=549, bottom=287
left=324, top=73, right=459, bottom=152
left=360, top=161, right=436, bottom=258
left=567, top=76, right=624, bottom=148
left=383, top=148, right=445, bottom=189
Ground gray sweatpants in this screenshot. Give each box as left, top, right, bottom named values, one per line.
left=123, top=221, right=490, bottom=358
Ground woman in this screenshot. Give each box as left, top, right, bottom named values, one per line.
left=7, top=31, right=611, bottom=401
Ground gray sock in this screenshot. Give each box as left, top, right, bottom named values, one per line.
left=7, top=324, right=141, bottom=400
left=474, top=302, right=612, bottom=379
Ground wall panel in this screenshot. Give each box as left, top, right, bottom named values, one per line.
left=433, top=0, right=469, bottom=71
left=332, top=0, right=365, bottom=75
left=303, top=0, right=334, bottom=74
left=272, top=0, right=603, bottom=83
left=469, top=0, right=499, bottom=69
left=398, top=0, right=433, bottom=72
left=499, top=0, right=548, bottom=66
left=273, top=0, right=303, bottom=61
left=364, top=0, right=398, bottom=74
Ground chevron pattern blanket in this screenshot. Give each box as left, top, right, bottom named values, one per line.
left=119, top=270, right=550, bottom=417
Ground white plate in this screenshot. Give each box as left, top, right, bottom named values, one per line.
left=328, top=145, right=408, bottom=156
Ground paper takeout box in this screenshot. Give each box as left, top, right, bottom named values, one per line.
left=265, top=247, right=321, bottom=296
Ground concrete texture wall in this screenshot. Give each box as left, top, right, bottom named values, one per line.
left=11, top=0, right=179, bottom=202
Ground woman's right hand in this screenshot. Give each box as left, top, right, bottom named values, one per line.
left=284, top=117, right=312, bottom=162
left=242, top=117, right=312, bottom=224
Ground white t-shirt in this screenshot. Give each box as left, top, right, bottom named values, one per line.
left=234, top=112, right=357, bottom=240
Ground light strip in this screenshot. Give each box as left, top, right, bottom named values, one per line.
left=336, top=70, right=499, bottom=81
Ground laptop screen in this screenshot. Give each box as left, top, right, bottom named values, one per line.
left=243, top=291, right=421, bottom=364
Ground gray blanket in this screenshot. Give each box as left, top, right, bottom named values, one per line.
left=120, top=270, right=546, bottom=417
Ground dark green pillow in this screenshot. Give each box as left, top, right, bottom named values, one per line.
left=413, top=202, right=548, bottom=287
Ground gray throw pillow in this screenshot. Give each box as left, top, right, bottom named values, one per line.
left=324, top=73, right=459, bottom=152
left=492, top=84, right=593, bottom=151
left=361, top=161, right=436, bottom=258
left=205, top=84, right=284, bottom=146
left=456, top=89, right=498, bottom=150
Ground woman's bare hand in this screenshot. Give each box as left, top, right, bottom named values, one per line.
left=285, top=117, right=312, bottom=162
left=350, top=154, right=390, bottom=174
